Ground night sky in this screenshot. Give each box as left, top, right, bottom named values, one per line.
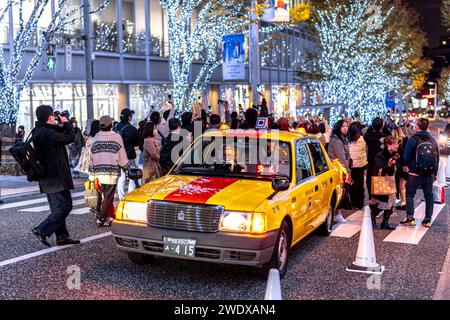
left=406, top=0, right=446, bottom=49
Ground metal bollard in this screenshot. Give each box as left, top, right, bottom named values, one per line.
left=264, top=268, right=282, bottom=300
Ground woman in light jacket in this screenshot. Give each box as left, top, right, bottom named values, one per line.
left=142, top=122, right=162, bottom=184
left=348, top=122, right=368, bottom=210
left=328, top=119, right=351, bottom=223
left=88, top=116, right=129, bottom=227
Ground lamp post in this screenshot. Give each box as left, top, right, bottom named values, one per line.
left=249, top=0, right=261, bottom=107
left=83, top=0, right=94, bottom=123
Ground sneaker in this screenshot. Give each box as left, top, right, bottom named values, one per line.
left=334, top=213, right=348, bottom=224
left=103, top=217, right=114, bottom=227
left=400, top=218, right=416, bottom=227
left=422, top=219, right=432, bottom=228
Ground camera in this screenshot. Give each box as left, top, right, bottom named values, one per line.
left=54, top=110, right=70, bottom=123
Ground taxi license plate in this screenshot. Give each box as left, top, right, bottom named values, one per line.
left=163, top=237, right=196, bottom=257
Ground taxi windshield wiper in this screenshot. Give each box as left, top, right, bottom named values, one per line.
left=172, top=166, right=229, bottom=176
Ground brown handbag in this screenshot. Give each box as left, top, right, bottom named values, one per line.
left=371, top=169, right=397, bottom=196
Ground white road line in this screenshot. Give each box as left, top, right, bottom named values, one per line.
left=330, top=208, right=365, bottom=238
left=19, top=198, right=86, bottom=212
left=71, top=207, right=90, bottom=215
left=0, top=232, right=112, bottom=268
left=0, top=192, right=84, bottom=210
left=383, top=202, right=446, bottom=245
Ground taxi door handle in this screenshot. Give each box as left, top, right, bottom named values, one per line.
left=315, top=185, right=319, bottom=192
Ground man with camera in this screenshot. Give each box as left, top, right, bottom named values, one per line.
left=31, top=105, right=80, bottom=247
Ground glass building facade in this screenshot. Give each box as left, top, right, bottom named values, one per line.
left=1, top=0, right=316, bottom=133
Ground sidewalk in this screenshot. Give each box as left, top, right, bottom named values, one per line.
left=0, top=175, right=86, bottom=199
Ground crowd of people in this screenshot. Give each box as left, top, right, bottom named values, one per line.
left=27, top=100, right=440, bottom=247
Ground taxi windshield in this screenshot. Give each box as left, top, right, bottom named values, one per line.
left=172, top=136, right=291, bottom=181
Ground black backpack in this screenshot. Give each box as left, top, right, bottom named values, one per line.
left=414, top=135, right=438, bottom=176
left=9, top=130, right=45, bottom=182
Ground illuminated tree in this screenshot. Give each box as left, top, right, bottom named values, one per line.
left=310, top=0, right=430, bottom=124
left=160, top=0, right=310, bottom=114
left=439, top=67, right=450, bottom=104
left=0, top=0, right=108, bottom=126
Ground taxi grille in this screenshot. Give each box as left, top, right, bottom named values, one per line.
left=147, top=201, right=224, bottom=233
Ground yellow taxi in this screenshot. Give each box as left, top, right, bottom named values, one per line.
left=112, top=129, right=344, bottom=278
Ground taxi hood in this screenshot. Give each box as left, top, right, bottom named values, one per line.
left=123, top=175, right=275, bottom=212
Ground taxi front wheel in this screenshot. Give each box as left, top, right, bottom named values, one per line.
left=259, top=221, right=291, bottom=279
left=126, top=252, right=155, bottom=265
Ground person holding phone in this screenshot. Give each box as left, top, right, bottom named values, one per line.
left=31, top=105, right=79, bottom=247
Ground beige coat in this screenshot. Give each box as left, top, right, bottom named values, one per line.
left=143, top=137, right=162, bottom=184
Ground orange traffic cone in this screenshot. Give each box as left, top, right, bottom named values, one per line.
left=346, top=207, right=385, bottom=275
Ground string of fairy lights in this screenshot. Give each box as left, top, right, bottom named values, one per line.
left=0, top=0, right=108, bottom=125
left=313, top=0, right=418, bottom=125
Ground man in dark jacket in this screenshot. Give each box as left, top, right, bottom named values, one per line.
left=32, top=105, right=79, bottom=247
left=363, top=117, right=391, bottom=199
left=115, top=108, right=140, bottom=200
left=400, top=118, right=439, bottom=228
left=160, top=118, right=183, bottom=175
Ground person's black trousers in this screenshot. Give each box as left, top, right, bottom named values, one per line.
left=366, top=162, right=375, bottom=199
left=98, top=184, right=117, bottom=221
left=350, top=166, right=367, bottom=209
left=36, top=190, right=73, bottom=242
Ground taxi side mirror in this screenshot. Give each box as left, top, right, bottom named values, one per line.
left=272, top=178, right=290, bottom=192
left=128, top=168, right=143, bottom=180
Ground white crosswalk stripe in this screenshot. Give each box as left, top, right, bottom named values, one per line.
left=330, top=208, right=365, bottom=238
left=1, top=190, right=119, bottom=216
left=0, top=192, right=84, bottom=210
left=383, top=202, right=446, bottom=245
left=19, top=198, right=86, bottom=212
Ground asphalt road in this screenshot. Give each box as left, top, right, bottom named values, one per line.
left=0, top=184, right=448, bottom=300
left=0, top=120, right=448, bottom=300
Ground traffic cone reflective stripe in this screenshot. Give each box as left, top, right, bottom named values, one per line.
left=346, top=207, right=385, bottom=275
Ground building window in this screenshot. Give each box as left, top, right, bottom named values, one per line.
left=93, top=0, right=119, bottom=52
left=129, top=84, right=173, bottom=120
left=122, top=0, right=146, bottom=55
left=150, top=0, right=163, bottom=56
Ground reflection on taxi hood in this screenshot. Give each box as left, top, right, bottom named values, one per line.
left=123, top=175, right=275, bottom=212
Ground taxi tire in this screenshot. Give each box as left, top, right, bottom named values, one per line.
left=126, top=252, right=155, bottom=265
left=259, top=221, right=291, bottom=280
left=319, top=202, right=335, bottom=236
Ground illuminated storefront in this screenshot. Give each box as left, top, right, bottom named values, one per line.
left=18, top=84, right=120, bottom=133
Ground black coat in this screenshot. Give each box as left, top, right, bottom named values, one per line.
left=115, top=121, right=139, bottom=160
left=363, top=126, right=391, bottom=165
left=160, top=133, right=183, bottom=174
left=373, top=148, right=397, bottom=203
left=33, top=122, right=75, bottom=194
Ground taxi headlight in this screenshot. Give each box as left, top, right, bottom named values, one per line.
left=220, top=211, right=266, bottom=234
left=119, top=201, right=147, bottom=223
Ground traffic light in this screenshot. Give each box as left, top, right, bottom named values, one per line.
left=43, top=43, right=56, bottom=71
left=47, top=56, right=56, bottom=71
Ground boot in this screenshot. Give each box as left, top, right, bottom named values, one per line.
left=381, top=210, right=396, bottom=230
left=369, top=205, right=379, bottom=228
